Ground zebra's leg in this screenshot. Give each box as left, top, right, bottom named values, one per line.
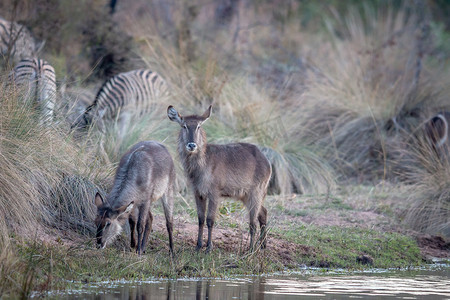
left=117, top=112, right=132, bottom=141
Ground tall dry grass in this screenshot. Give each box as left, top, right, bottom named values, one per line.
left=291, top=5, right=450, bottom=181
left=60, top=15, right=336, bottom=197
left=0, top=76, right=111, bottom=242
left=136, top=28, right=337, bottom=195
left=279, top=4, right=450, bottom=235
left=399, top=135, right=450, bottom=237
left=0, top=76, right=116, bottom=295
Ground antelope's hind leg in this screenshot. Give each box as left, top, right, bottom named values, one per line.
left=246, top=191, right=263, bottom=252
left=161, top=194, right=174, bottom=255
left=258, top=206, right=268, bottom=249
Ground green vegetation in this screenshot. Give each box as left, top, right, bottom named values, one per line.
left=276, top=226, right=422, bottom=269
left=0, top=0, right=449, bottom=297
left=2, top=223, right=422, bottom=297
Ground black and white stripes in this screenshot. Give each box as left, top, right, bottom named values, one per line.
left=71, top=69, right=168, bottom=130
left=9, top=58, right=57, bottom=122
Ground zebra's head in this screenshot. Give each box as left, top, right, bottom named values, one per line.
left=70, top=106, right=106, bottom=131
left=71, top=110, right=93, bottom=130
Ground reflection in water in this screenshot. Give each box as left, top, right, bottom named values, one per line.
left=248, top=277, right=265, bottom=300
left=48, top=266, right=450, bottom=300
left=264, top=275, right=450, bottom=298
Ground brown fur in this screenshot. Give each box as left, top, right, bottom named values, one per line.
left=94, top=141, right=175, bottom=255
left=168, top=105, right=271, bottom=252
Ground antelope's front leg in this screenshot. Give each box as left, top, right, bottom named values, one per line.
left=195, top=192, right=206, bottom=251
left=205, top=193, right=219, bottom=253
left=129, top=212, right=137, bottom=249
left=136, top=207, right=149, bottom=255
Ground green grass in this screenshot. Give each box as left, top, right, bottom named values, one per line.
left=274, top=225, right=422, bottom=269
left=8, top=238, right=278, bottom=292
left=1, top=223, right=423, bottom=298
left=311, top=197, right=354, bottom=211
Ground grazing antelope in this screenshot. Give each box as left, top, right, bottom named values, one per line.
left=167, top=105, right=271, bottom=252
left=71, top=69, right=167, bottom=137
left=94, top=141, right=175, bottom=255
left=9, top=58, right=57, bottom=123
left=424, top=112, right=450, bottom=157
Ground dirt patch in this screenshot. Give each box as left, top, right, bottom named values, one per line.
left=415, top=234, right=450, bottom=259
left=150, top=216, right=317, bottom=267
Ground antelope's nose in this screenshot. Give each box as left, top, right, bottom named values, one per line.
left=186, top=143, right=197, bottom=152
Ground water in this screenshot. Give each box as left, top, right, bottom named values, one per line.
left=45, top=265, right=450, bottom=299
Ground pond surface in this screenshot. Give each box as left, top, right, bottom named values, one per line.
left=47, top=264, right=450, bottom=299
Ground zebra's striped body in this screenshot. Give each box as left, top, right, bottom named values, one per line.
left=0, top=17, right=37, bottom=64
left=71, top=69, right=168, bottom=131
left=9, top=58, right=57, bottom=121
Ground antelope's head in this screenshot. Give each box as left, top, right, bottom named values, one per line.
left=94, top=193, right=134, bottom=249
left=167, top=105, right=212, bottom=154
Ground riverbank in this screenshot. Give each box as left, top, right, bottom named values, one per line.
left=3, top=184, right=448, bottom=297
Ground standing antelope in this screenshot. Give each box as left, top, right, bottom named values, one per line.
left=94, top=141, right=175, bottom=255
left=425, top=112, right=450, bottom=157
left=167, top=105, right=271, bottom=252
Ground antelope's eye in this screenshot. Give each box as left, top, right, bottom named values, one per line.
left=183, top=124, right=187, bottom=129
left=105, top=221, right=111, bottom=227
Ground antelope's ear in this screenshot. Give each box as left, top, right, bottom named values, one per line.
left=167, top=105, right=183, bottom=124
left=201, top=105, right=212, bottom=122
left=94, top=192, right=104, bottom=208
left=118, top=201, right=134, bottom=217
left=433, top=114, right=449, bottom=147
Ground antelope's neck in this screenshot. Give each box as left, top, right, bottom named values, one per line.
left=178, top=146, right=207, bottom=176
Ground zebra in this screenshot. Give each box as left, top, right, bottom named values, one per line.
left=9, top=58, right=57, bottom=122
left=71, top=69, right=168, bottom=135
left=0, top=17, right=39, bottom=65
